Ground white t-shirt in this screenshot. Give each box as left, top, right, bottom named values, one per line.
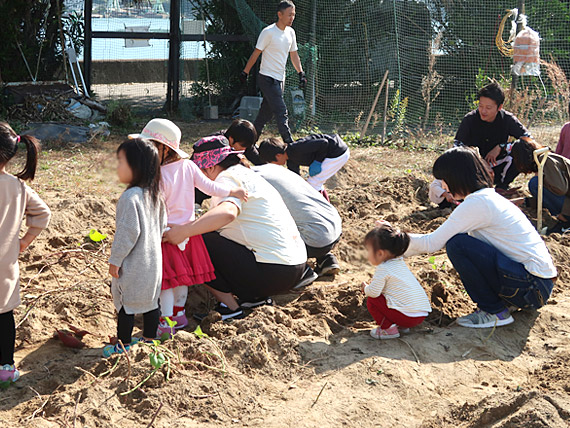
left=364, top=257, right=432, bottom=317
left=211, top=165, right=307, bottom=266
left=405, top=188, right=558, bottom=279
left=256, top=23, right=298, bottom=81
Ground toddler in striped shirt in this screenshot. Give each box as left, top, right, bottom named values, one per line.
left=362, top=223, right=432, bottom=339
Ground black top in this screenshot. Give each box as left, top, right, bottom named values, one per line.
left=243, top=145, right=264, bottom=166
left=286, top=134, right=348, bottom=174
left=455, top=110, right=530, bottom=158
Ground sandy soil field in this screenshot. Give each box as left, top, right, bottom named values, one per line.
left=0, top=121, right=569, bottom=427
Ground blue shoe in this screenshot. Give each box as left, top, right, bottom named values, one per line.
left=102, top=343, right=130, bottom=358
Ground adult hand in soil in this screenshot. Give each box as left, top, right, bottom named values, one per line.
left=485, top=145, right=501, bottom=166
left=510, top=197, right=526, bottom=207
left=109, top=264, right=120, bottom=279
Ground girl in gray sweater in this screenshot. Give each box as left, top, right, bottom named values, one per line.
left=105, top=138, right=167, bottom=357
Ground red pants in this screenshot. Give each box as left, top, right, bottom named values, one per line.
left=367, top=295, right=426, bottom=329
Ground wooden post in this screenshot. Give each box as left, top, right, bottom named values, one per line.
left=362, top=70, right=389, bottom=137
left=381, top=78, right=390, bottom=145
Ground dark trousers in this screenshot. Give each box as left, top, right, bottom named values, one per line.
left=254, top=74, right=293, bottom=143
left=446, top=234, right=553, bottom=314
left=117, top=306, right=160, bottom=344
left=0, top=311, right=15, bottom=365
left=306, top=237, right=339, bottom=266
left=203, top=232, right=304, bottom=300
left=529, top=176, right=566, bottom=217
left=493, top=158, right=519, bottom=189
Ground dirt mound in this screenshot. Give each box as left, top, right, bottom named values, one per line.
left=2, top=148, right=570, bottom=428
left=420, top=391, right=570, bottom=428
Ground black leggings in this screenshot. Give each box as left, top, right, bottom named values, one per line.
left=203, top=232, right=305, bottom=300
left=117, top=307, right=160, bottom=344
left=0, top=311, right=15, bottom=365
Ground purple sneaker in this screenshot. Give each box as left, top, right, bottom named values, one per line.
left=171, top=312, right=189, bottom=329
left=157, top=321, right=176, bottom=338
left=0, top=364, right=20, bottom=388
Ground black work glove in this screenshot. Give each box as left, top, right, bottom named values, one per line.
left=239, top=71, right=248, bottom=84
left=299, top=71, right=307, bottom=90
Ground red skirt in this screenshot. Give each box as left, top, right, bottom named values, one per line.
left=161, top=235, right=216, bottom=290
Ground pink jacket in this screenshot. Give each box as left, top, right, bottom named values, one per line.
left=555, top=122, right=570, bottom=160
left=160, top=159, right=232, bottom=225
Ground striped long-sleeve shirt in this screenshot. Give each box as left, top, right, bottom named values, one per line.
left=364, top=257, right=432, bottom=317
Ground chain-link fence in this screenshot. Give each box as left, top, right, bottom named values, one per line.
left=81, top=1, right=570, bottom=135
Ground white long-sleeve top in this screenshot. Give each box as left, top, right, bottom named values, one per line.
left=405, top=188, right=557, bottom=279
left=364, top=257, right=432, bottom=316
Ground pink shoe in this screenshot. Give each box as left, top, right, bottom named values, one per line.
left=0, top=364, right=20, bottom=388
left=171, top=311, right=189, bottom=329
left=157, top=321, right=175, bottom=338
left=370, top=324, right=400, bottom=340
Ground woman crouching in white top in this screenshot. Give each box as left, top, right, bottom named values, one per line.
left=163, top=138, right=307, bottom=321
left=405, top=147, right=557, bottom=328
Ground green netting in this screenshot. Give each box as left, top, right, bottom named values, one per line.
left=199, top=0, right=570, bottom=135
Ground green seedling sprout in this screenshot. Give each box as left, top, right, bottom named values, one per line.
left=88, top=229, right=107, bottom=242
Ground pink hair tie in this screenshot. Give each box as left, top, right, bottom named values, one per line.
left=16, top=135, right=21, bottom=143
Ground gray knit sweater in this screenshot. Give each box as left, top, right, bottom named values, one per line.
left=109, top=187, right=167, bottom=314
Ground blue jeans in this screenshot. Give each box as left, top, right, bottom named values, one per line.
left=446, top=234, right=553, bottom=314
left=528, top=176, right=565, bottom=216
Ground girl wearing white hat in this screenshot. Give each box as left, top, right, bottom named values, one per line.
left=132, top=119, right=248, bottom=336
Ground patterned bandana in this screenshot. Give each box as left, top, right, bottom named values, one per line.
left=192, top=146, right=245, bottom=169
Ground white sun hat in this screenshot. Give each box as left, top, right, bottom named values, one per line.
left=128, top=118, right=189, bottom=158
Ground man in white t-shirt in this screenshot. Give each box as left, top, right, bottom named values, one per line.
left=240, top=1, right=307, bottom=144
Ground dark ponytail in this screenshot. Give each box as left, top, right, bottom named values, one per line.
left=364, top=224, right=410, bottom=258
left=117, top=138, right=162, bottom=207
left=0, top=122, right=40, bottom=181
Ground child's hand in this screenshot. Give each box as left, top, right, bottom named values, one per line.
left=230, top=187, right=249, bottom=202
left=361, top=282, right=367, bottom=294
left=443, top=191, right=457, bottom=204
left=19, top=232, right=35, bottom=253
left=109, top=264, right=120, bottom=278
left=375, top=219, right=391, bottom=228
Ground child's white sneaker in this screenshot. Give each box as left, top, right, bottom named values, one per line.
left=370, top=324, right=400, bottom=340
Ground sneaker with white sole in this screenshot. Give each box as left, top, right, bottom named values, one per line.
left=370, top=324, right=400, bottom=340
left=293, top=266, right=319, bottom=290
left=193, top=303, right=245, bottom=322
left=315, top=254, right=340, bottom=277
left=238, top=297, right=273, bottom=309
left=457, top=308, right=514, bottom=329
left=0, top=364, right=20, bottom=388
